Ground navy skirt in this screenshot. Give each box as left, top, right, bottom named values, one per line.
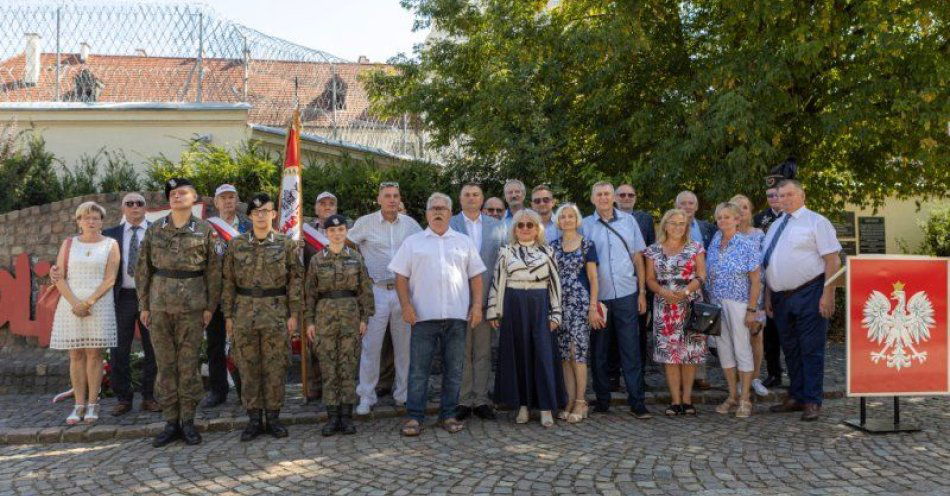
left=494, top=288, right=567, bottom=410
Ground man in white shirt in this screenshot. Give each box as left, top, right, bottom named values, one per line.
left=531, top=184, right=560, bottom=244
left=762, top=179, right=841, bottom=421
left=449, top=184, right=507, bottom=420
left=390, top=192, right=486, bottom=436
left=348, top=182, right=422, bottom=415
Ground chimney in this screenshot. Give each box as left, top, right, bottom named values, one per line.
left=357, top=55, right=370, bottom=64
left=24, top=33, right=41, bottom=86
left=79, top=42, right=91, bottom=63
left=134, top=48, right=147, bottom=57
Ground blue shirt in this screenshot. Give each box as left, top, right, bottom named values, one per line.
left=580, top=209, right=646, bottom=300
left=690, top=219, right=704, bottom=245
left=706, top=231, right=761, bottom=303
left=543, top=218, right=560, bottom=244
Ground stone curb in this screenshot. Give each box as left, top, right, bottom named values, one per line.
left=0, top=389, right=846, bottom=445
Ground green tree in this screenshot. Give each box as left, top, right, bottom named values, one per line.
left=367, top=0, right=948, bottom=216
left=145, top=140, right=280, bottom=200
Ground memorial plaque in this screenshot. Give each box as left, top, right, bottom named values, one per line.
left=839, top=240, right=857, bottom=264
left=858, top=216, right=886, bottom=254
left=832, top=211, right=856, bottom=238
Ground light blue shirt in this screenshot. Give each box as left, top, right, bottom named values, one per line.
left=581, top=209, right=646, bottom=300
left=543, top=218, right=560, bottom=244
left=690, top=219, right=704, bottom=245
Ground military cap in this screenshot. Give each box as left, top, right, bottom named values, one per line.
left=165, top=177, right=195, bottom=199
left=324, top=214, right=347, bottom=228
left=246, top=193, right=273, bottom=214
left=765, top=157, right=797, bottom=189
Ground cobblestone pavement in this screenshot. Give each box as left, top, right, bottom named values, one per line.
left=0, top=397, right=947, bottom=496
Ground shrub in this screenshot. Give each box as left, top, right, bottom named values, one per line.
left=919, top=205, right=950, bottom=257
left=97, top=149, right=141, bottom=193
left=145, top=140, right=280, bottom=200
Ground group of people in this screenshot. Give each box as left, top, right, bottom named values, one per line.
left=47, top=159, right=842, bottom=446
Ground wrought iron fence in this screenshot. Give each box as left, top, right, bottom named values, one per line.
left=0, top=1, right=433, bottom=160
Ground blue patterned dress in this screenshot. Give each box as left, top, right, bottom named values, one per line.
left=551, top=238, right=598, bottom=363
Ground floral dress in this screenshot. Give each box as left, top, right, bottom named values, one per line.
left=644, top=241, right=707, bottom=365
left=551, top=238, right=598, bottom=363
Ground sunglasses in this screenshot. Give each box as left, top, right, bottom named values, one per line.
left=516, top=222, right=536, bottom=230
left=531, top=197, right=552, bottom=204
left=485, top=208, right=504, bottom=214
left=617, top=193, right=636, bottom=198
left=766, top=193, right=779, bottom=199
left=124, top=200, right=145, bottom=207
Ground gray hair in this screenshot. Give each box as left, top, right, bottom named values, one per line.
left=590, top=181, right=614, bottom=195
left=121, top=192, right=146, bottom=205
left=503, top=179, right=525, bottom=193
left=75, top=201, right=106, bottom=221
left=508, top=208, right=547, bottom=245
left=426, top=192, right=452, bottom=211
left=675, top=190, right=697, bottom=206
left=554, top=202, right=583, bottom=229
left=778, top=179, right=804, bottom=193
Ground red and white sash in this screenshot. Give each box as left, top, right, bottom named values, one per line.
left=302, top=223, right=329, bottom=251
left=207, top=217, right=240, bottom=241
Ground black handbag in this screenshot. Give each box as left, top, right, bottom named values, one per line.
left=686, top=292, right=722, bottom=336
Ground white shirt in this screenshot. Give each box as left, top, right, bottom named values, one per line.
left=762, top=206, right=841, bottom=291
left=121, top=220, right=148, bottom=289
left=388, top=227, right=486, bottom=322
left=348, top=211, right=422, bottom=283
left=462, top=211, right=483, bottom=250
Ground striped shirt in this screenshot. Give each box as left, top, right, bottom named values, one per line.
left=486, top=242, right=562, bottom=325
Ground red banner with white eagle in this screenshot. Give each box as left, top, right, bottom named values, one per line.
left=278, top=109, right=303, bottom=240
left=847, top=256, right=949, bottom=396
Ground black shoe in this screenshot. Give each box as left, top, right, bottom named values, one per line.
left=180, top=419, right=202, bottom=445
left=762, top=375, right=783, bottom=388
left=152, top=421, right=180, bottom=448
left=456, top=405, right=472, bottom=421
left=630, top=405, right=653, bottom=420
left=593, top=401, right=610, bottom=413
left=241, top=410, right=264, bottom=442
left=473, top=404, right=496, bottom=420
left=339, top=404, right=356, bottom=435
left=265, top=410, right=288, bottom=438
left=322, top=405, right=341, bottom=437
left=200, top=392, right=226, bottom=408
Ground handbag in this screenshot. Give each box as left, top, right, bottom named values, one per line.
left=686, top=289, right=722, bottom=337
left=37, top=237, right=73, bottom=315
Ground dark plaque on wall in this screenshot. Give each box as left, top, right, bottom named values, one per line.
left=840, top=240, right=857, bottom=256
left=832, top=211, right=856, bottom=238
left=858, top=217, right=886, bottom=254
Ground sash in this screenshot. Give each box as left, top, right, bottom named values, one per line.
left=207, top=217, right=240, bottom=241
left=302, top=223, right=328, bottom=251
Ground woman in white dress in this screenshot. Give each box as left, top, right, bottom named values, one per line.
left=50, top=201, right=120, bottom=424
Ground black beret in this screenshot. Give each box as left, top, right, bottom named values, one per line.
left=246, top=193, right=272, bottom=213
left=164, top=177, right=195, bottom=199
left=765, top=157, right=797, bottom=189
left=324, top=214, right=347, bottom=228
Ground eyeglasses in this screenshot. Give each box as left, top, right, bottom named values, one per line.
left=516, top=222, right=536, bottom=230
left=250, top=209, right=275, bottom=217
left=766, top=193, right=779, bottom=199
left=428, top=206, right=450, bottom=212
left=484, top=208, right=504, bottom=214
left=124, top=200, right=145, bottom=207
left=617, top=193, right=636, bottom=198
left=531, top=197, right=552, bottom=204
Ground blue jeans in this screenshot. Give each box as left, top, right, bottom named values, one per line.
left=406, top=319, right=467, bottom=422
left=590, top=293, right=645, bottom=408
left=771, top=277, right=827, bottom=405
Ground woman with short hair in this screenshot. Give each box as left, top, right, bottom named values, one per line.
left=50, top=201, right=120, bottom=424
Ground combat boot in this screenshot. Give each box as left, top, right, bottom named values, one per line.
left=322, top=405, right=340, bottom=437
left=339, top=404, right=357, bottom=435
left=265, top=410, right=288, bottom=438
left=152, top=421, right=180, bottom=448
left=241, top=409, right=264, bottom=442
left=180, top=419, right=202, bottom=445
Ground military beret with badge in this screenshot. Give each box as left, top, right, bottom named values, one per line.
left=764, top=157, right=797, bottom=189
left=324, top=214, right=347, bottom=228
left=246, top=193, right=273, bottom=214
left=164, top=177, right=196, bottom=200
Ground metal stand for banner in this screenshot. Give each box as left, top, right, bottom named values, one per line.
left=844, top=397, right=920, bottom=433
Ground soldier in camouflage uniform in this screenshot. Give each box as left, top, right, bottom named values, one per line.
left=222, top=193, right=303, bottom=442
left=305, top=214, right=374, bottom=436
left=135, top=178, right=222, bottom=448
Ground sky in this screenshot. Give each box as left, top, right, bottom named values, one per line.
left=197, top=0, right=428, bottom=63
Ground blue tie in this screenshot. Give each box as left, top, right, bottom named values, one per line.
left=762, top=214, right=790, bottom=270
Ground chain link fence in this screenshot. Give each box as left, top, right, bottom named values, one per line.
left=0, top=1, right=434, bottom=160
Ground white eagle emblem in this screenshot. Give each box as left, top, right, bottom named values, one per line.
left=862, top=281, right=936, bottom=370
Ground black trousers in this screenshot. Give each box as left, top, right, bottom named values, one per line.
left=206, top=307, right=230, bottom=397
left=764, top=316, right=784, bottom=378
left=110, top=288, right=157, bottom=403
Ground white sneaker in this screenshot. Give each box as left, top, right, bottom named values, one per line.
left=356, top=401, right=372, bottom=416
left=751, top=378, right=769, bottom=397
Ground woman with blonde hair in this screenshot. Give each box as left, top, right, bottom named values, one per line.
left=643, top=208, right=707, bottom=416
left=487, top=208, right=566, bottom=427
left=50, top=201, right=120, bottom=424
left=550, top=203, right=603, bottom=423
left=730, top=194, right=769, bottom=397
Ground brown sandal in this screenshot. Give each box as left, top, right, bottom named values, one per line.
left=441, top=418, right=465, bottom=433
left=401, top=419, right=423, bottom=437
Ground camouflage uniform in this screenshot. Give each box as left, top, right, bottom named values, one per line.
left=221, top=231, right=303, bottom=411
left=305, top=246, right=374, bottom=405
left=135, top=214, right=222, bottom=423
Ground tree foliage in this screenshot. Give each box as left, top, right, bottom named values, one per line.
left=367, top=0, right=948, bottom=215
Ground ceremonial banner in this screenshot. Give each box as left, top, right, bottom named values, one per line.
left=278, top=109, right=303, bottom=240
left=302, top=223, right=328, bottom=252
left=847, top=256, right=949, bottom=396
